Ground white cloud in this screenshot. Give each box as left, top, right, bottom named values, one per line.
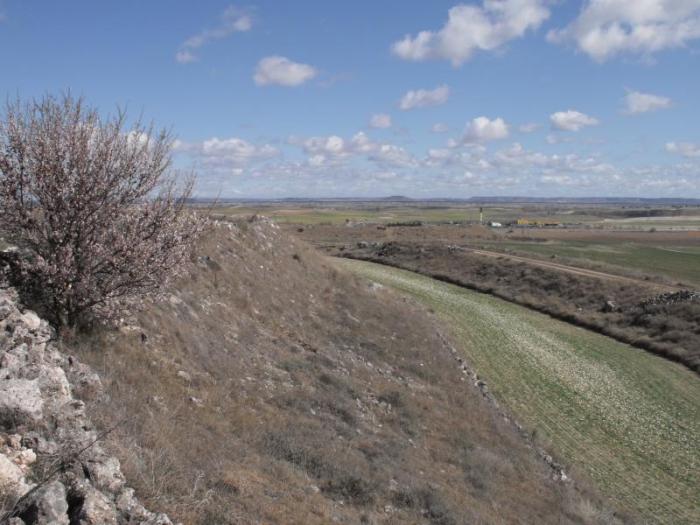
left=399, top=85, right=450, bottom=110
left=254, top=56, right=317, bottom=87
left=370, top=144, right=417, bottom=167
left=289, top=132, right=417, bottom=168
left=623, top=90, right=672, bottom=114
left=369, top=113, right=392, bottom=129
left=176, top=5, right=252, bottom=63
left=175, top=137, right=279, bottom=170
left=432, top=123, right=449, bottom=133
left=666, top=142, right=700, bottom=158
left=464, top=116, right=510, bottom=142
left=550, top=110, right=599, bottom=131
left=519, top=122, right=540, bottom=133
left=547, top=0, right=700, bottom=62
left=392, top=1, right=550, bottom=66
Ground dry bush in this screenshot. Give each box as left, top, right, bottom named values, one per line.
left=0, top=93, right=206, bottom=328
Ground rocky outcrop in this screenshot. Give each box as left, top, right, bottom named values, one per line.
left=0, top=283, right=173, bottom=525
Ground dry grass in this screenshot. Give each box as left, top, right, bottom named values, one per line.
left=62, top=218, right=620, bottom=524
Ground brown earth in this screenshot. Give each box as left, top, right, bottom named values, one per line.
left=61, top=218, right=625, bottom=525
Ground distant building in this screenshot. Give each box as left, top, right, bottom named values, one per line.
left=516, top=218, right=559, bottom=227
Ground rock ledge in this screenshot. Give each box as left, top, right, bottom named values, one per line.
left=0, top=283, right=174, bottom=525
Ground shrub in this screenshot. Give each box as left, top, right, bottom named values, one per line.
left=0, top=93, right=205, bottom=328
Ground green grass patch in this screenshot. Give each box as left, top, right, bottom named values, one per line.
left=340, top=259, right=700, bottom=525
left=486, top=240, right=700, bottom=286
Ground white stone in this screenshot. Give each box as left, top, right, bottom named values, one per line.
left=0, top=379, right=44, bottom=426
left=21, top=311, right=42, bottom=330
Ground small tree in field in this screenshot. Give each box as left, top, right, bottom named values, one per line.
left=0, top=94, right=206, bottom=328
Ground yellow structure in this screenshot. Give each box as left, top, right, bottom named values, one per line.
left=517, top=218, right=559, bottom=227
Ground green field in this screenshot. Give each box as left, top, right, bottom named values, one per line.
left=215, top=205, right=483, bottom=224
left=485, top=240, right=700, bottom=286
left=340, top=259, right=700, bottom=524
left=213, top=205, right=598, bottom=226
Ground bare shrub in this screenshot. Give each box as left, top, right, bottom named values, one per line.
left=0, top=93, right=206, bottom=328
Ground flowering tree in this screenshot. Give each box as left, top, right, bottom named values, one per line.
left=0, top=94, right=206, bottom=328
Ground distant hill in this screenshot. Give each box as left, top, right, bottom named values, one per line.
left=190, top=196, right=700, bottom=206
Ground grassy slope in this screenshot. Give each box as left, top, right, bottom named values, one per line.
left=66, top=220, right=618, bottom=525
left=340, top=259, right=700, bottom=525
left=484, top=240, right=700, bottom=286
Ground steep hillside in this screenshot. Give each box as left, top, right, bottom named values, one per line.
left=64, top=218, right=621, bottom=524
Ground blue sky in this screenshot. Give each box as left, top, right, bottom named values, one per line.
left=1, top=0, right=699, bottom=198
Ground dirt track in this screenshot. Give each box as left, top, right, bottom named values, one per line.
left=468, top=248, right=679, bottom=292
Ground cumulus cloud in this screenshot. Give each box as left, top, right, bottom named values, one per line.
left=623, top=90, right=672, bottom=114
left=550, top=110, right=599, bottom=131
left=370, top=144, right=417, bottom=167
left=666, top=142, right=700, bottom=158
left=399, top=85, right=450, bottom=110
left=547, top=0, right=700, bottom=62
left=432, top=123, right=449, bottom=133
left=289, top=132, right=417, bottom=168
left=176, top=5, right=252, bottom=63
left=392, top=1, right=550, bottom=66
left=174, top=137, right=279, bottom=174
left=464, top=117, right=510, bottom=142
left=253, top=56, right=317, bottom=86
left=369, top=113, right=392, bottom=129
left=519, top=122, right=540, bottom=133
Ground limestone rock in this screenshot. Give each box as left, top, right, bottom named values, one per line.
left=17, top=480, right=70, bottom=525
left=21, top=311, right=42, bottom=331
left=0, top=285, right=173, bottom=525
left=0, top=453, right=32, bottom=500
left=0, top=379, right=43, bottom=427
left=73, top=487, right=118, bottom=525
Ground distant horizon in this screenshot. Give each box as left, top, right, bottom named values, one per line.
left=195, top=195, right=700, bottom=204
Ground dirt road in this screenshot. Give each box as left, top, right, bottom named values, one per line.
left=468, top=248, right=679, bottom=292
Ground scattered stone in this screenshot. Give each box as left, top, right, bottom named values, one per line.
left=176, top=370, right=192, bottom=382
left=189, top=396, right=204, bottom=407
left=639, top=290, right=699, bottom=308
left=602, top=300, right=618, bottom=313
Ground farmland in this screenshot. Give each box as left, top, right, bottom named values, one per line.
left=340, top=259, right=700, bottom=525
left=480, top=239, right=700, bottom=287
